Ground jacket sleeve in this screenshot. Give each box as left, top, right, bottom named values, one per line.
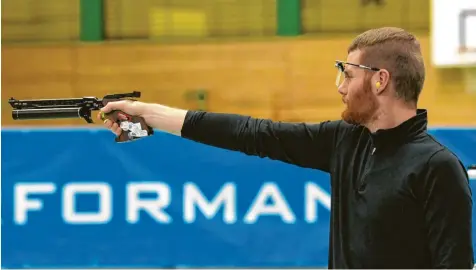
left=180, top=110, right=348, bottom=172
left=422, top=150, right=474, bottom=269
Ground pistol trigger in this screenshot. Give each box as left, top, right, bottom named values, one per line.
left=79, top=107, right=93, bottom=123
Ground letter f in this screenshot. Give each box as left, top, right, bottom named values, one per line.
left=14, top=183, right=56, bottom=225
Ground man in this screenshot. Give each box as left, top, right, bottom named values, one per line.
left=99, top=27, right=474, bottom=268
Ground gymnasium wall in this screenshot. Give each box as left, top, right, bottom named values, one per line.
left=103, top=0, right=277, bottom=39
left=1, top=0, right=80, bottom=42
left=0, top=0, right=429, bottom=42
left=2, top=34, right=476, bottom=127
left=2, top=1, right=476, bottom=269
left=3, top=0, right=473, bottom=127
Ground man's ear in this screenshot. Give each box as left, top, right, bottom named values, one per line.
left=375, top=69, right=390, bottom=95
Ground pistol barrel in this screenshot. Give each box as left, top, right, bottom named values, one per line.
left=12, top=108, right=84, bottom=120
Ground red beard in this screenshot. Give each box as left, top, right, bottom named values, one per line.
left=341, top=79, right=379, bottom=125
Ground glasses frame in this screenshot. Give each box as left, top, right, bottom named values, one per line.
left=335, top=60, right=381, bottom=87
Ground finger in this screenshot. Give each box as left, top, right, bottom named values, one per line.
left=111, top=122, right=119, bottom=132
left=111, top=122, right=122, bottom=136
left=103, top=119, right=113, bottom=129
left=114, top=126, right=122, bottom=136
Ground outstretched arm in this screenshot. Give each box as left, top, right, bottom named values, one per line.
left=180, top=110, right=345, bottom=171
left=99, top=101, right=348, bottom=171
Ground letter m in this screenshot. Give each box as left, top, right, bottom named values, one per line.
left=183, top=182, right=236, bottom=224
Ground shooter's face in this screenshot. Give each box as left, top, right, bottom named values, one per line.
left=337, top=52, right=379, bottom=125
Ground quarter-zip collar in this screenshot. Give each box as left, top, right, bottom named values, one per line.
left=367, top=109, right=428, bottom=151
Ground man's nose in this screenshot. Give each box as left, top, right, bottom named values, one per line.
left=337, top=84, right=346, bottom=95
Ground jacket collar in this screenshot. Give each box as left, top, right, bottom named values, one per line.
left=367, top=109, right=428, bottom=149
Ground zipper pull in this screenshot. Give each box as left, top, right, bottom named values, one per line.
left=371, top=147, right=376, bottom=155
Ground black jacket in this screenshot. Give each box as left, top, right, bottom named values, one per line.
left=180, top=108, right=473, bottom=269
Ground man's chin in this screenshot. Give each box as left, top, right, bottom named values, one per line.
left=341, top=109, right=361, bottom=125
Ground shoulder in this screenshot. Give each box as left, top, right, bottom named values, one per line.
left=427, top=148, right=468, bottom=177
left=423, top=134, right=467, bottom=174
left=300, top=119, right=360, bottom=138
left=314, top=119, right=360, bottom=135
left=311, top=119, right=361, bottom=143
left=407, top=133, right=463, bottom=170
left=306, top=119, right=354, bottom=129
left=419, top=148, right=472, bottom=207
left=421, top=146, right=470, bottom=194
left=428, top=148, right=462, bottom=167
left=409, top=136, right=470, bottom=198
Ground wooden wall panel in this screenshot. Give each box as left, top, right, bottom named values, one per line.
left=73, top=42, right=288, bottom=119
left=1, top=0, right=79, bottom=42
left=1, top=45, right=78, bottom=125
left=301, top=0, right=430, bottom=33
left=2, top=35, right=475, bottom=127
left=103, top=0, right=276, bottom=39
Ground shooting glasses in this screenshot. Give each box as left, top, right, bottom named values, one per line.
left=335, top=60, right=381, bottom=87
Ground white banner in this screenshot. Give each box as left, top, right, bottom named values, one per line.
left=431, top=0, right=476, bottom=67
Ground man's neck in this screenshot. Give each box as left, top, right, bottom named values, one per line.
left=365, top=106, right=417, bottom=133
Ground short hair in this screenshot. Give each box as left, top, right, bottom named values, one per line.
left=348, top=27, right=425, bottom=106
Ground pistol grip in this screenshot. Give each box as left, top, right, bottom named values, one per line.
left=100, top=110, right=154, bottom=143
